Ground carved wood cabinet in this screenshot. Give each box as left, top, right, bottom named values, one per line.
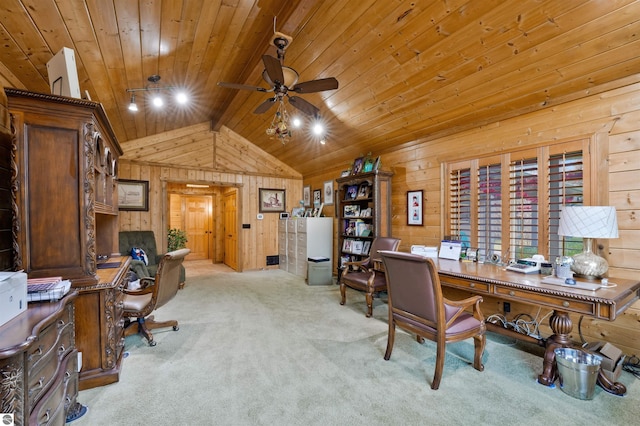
left=0, top=292, right=79, bottom=426
left=6, top=88, right=128, bottom=390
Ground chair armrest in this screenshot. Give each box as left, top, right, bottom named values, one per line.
left=443, top=295, right=484, bottom=326
left=342, top=257, right=372, bottom=273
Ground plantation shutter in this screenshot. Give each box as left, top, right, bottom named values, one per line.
left=449, top=166, right=472, bottom=243
left=477, top=162, right=502, bottom=255
left=509, top=157, right=539, bottom=260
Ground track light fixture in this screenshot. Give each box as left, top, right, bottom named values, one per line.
left=125, top=75, right=189, bottom=112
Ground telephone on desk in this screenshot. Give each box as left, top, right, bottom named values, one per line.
left=506, top=255, right=545, bottom=274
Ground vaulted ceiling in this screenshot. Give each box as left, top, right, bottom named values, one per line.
left=1, top=0, right=640, bottom=177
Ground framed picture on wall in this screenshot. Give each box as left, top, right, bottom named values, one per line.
left=118, top=179, right=149, bottom=211
left=303, top=185, right=311, bottom=207
left=407, top=190, right=423, bottom=226
left=259, top=188, right=286, bottom=213
left=323, top=181, right=334, bottom=205
left=313, top=189, right=321, bottom=207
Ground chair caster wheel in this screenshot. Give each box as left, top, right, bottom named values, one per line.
left=173, top=325, right=179, bottom=331
left=149, top=340, right=157, bottom=347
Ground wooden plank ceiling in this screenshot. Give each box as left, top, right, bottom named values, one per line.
left=1, top=0, right=640, bottom=177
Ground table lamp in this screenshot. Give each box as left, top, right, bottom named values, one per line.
left=557, top=206, right=618, bottom=279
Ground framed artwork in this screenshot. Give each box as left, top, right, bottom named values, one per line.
left=323, top=181, right=334, bottom=205
left=303, top=185, right=311, bottom=207
left=259, top=188, right=286, bottom=213
left=346, top=185, right=358, bottom=200
left=351, top=157, right=364, bottom=175
left=118, top=179, right=149, bottom=211
left=407, top=190, right=423, bottom=226
left=313, top=189, right=321, bottom=207
left=356, top=182, right=370, bottom=199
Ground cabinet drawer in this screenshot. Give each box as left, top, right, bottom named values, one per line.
left=440, top=276, right=490, bottom=293
left=30, top=349, right=78, bottom=426
left=28, top=320, right=74, bottom=408
left=286, top=219, right=297, bottom=233
left=493, top=287, right=596, bottom=315
left=296, top=219, right=307, bottom=233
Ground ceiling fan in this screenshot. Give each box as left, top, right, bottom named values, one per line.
left=217, top=32, right=338, bottom=117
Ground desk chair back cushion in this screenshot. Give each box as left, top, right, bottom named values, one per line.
left=119, top=231, right=160, bottom=277
left=379, top=250, right=486, bottom=389
left=155, top=249, right=189, bottom=309
left=339, top=237, right=401, bottom=317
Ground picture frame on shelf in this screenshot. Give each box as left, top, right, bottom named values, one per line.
left=407, top=189, right=423, bottom=226
left=304, top=208, right=313, bottom=217
left=341, top=170, right=351, bottom=177
left=346, top=185, right=358, bottom=200
left=352, top=240, right=364, bottom=254
left=291, top=207, right=305, bottom=218
left=323, top=181, right=334, bottom=205
left=344, top=205, right=360, bottom=217
left=351, top=157, right=364, bottom=175
left=356, top=182, right=370, bottom=199
left=363, top=157, right=375, bottom=173
left=315, top=203, right=324, bottom=217
left=259, top=188, right=286, bottom=213
left=118, top=179, right=149, bottom=211
left=373, top=156, right=381, bottom=171
left=343, top=239, right=353, bottom=252
left=303, top=185, right=311, bottom=207
left=362, top=241, right=371, bottom=256
left=313, top=189, right=321, bottom=207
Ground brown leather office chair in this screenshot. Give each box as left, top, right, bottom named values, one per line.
left=339, top=237, right=401, bottom=317
left=122, top=248, right=190, bottom=346
left=379, top=250, right=486, bottom=390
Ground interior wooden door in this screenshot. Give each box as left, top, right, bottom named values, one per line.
left=184, top=195, right=212, bottom=260
left=223, top=190, right=238, bottom=270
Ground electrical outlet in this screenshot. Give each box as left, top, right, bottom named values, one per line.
left=504, top=302, right=511, bottom=313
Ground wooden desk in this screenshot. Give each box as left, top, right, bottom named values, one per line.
left=434, top=259, right=640, bottom=394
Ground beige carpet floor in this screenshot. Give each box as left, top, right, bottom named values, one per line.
left=72, top=260, right=640, bottom=425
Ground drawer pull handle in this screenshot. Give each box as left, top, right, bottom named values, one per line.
left=29, top=345, right=43, bottom=362
left=29, top=377, right=46, bottom=395
left=562, top=301, right=570, bottom=308
left=509, top=291, right=515, bottom=297
left=58, top=345, right=66, bottom=354
left=42, top=409, right=50, bottom=422
left=58, top=319, right=66, bottom=328
left=469, top=283, right=475, bottom=288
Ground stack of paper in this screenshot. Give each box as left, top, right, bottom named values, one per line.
left=27, top=276, right=72, bottom=302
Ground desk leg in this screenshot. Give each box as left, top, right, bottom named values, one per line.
left=538, top=310, right=573, bottom=386
left=537, top=310, right=627, bottom=396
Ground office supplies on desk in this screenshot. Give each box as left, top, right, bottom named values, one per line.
left=439, top=240, right=462, bottom=260
left=27, top=276, right=72, bottom=302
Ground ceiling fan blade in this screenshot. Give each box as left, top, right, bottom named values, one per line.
left=217, top=82, right=268, bottom=92
left=291, top=77, right=339, bottom=94
left=254, top=98, right=277, bottom=114
left=262, top=55, right=284, bottom=86
left=288, top=96, right=320, bottom=117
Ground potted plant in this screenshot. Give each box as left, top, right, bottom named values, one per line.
left=167, top=228, right=188, bottom=251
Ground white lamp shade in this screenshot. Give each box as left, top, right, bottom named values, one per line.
left=557, top=206, right=619, bottom=239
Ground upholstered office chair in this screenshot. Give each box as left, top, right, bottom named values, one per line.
left=122, top=248, right=190, bottom=346
left=339, top=237, right=401, bottom=317
left=379, top=250, right=486, bottom=390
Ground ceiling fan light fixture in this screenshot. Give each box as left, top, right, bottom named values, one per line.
left=262, top=66, right=299, bottom=87
left=175, top=91, right=188, bottom=105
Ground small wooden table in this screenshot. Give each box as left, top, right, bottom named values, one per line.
left=433, top=259, right=639, bottom=395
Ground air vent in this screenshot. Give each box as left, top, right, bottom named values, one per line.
left=266, top=255, right=279, bottom=266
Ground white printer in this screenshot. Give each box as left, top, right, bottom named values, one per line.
left=0, top=271, right=28, bottom=327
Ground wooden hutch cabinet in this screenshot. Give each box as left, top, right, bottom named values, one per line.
left=6, top=88, right=129, bottom=390
left=335, top=170, right=393, bottom=273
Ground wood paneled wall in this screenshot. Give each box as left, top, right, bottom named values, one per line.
left=118, top=125, right=302, bottom=272
left=305, top=75, right=640, bottom=357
